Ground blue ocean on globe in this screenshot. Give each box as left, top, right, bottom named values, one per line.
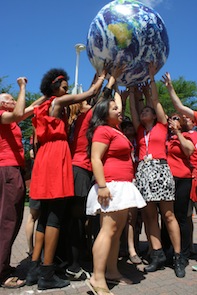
left=86, top=0, right=169, bottom=86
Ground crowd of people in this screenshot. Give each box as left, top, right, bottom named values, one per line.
left=0, top=63, right=197, bottom=295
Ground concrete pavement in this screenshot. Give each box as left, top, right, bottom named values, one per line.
left=1, top=206, right=197, bottom=295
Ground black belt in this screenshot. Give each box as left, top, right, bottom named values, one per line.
left=158, top=159, right=167, bottom=164
left=141, top=159, right=167, bottom=164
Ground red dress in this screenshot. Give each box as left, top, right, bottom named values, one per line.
left=30, top=96, right=74, bottom=199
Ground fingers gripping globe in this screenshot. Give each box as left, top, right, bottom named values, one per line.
left=86, top=0, right=169, bottom=86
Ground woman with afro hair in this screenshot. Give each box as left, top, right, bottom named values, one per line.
left=26, top=67, right=108, bottom=290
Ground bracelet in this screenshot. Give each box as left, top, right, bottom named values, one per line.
left=150, top=80, right=155, bottom=83
left=98, top=186, right=107, bottom=189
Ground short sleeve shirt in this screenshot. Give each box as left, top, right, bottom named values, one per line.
left=70, top=109, right=92, bottom=171
left=166, top=132, right=194, bottom=178
left=92, top=125, right=134, bottom=182
left=137, top=122, right=168, bottom=161
left=0, top=110, right=24, bottom=167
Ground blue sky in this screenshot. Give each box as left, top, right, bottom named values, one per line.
left=0, top=0, right=196, bottom=94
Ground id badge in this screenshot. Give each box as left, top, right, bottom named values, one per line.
left=144, top=154, right=152, bottom=162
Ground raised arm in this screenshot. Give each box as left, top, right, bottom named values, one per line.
left=105, top=64, right=125, bottom=112
left=57, top=66, right=109, bottom=107
left=119, top=88, right=129, bottom=117
left=20, top=95, right=47, bottom=121
left=0, top=77, right=27, bottom=124
left=128, top=87, right=140, bottom=132
left=161, top=72, right=195, bottom=120
left=149, top=63, right=167, bottom=124
left=168, top=118, right=194, bottom=157
left=134, top=85, right=145, bottom=115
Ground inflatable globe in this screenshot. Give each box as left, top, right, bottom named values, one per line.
left=86, top=0, right=169, bottom=86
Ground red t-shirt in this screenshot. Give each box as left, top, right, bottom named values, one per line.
left=194, top=111, right=197, bottom=125
left=137, top=122, right=167, bottom=161
left=92, top=125, right=134, bottom=182
left=70, top=109, right=92, bottom=171
left=188, top=130, right=197, bottom=168
left=0, top=110, right=25, bottom=167
left=166, top=132, right=194, bottom=178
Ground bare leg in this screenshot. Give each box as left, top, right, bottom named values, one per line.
left=127, top=208, right=138, bottom=257
left=142, top=202, right=162, bottom=250
left=32, top=231, right=44, bottom=261
left=25, top=208, right=40, bottom=255
left=43, top=226, right=60, bottom=265
left=160, top=201, right=181, bottom=253
left=106, top=209, right=128, bottom=278
left=90, top=210, right=128, bottom=293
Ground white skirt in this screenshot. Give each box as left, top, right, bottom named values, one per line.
left=86, top=181, right=146, bottom=216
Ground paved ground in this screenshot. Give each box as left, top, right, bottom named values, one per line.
left=1, top=207, right=197, bottom=295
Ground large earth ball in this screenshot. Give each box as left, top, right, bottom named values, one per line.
left=86, top=0, right=169, bottom=86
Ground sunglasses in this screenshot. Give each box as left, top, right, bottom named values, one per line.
left=171, top=116, right=180, bottom=121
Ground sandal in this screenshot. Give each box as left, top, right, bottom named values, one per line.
left=129, top=254, right=142, bottom=264
left=1, top=277, right=26, bottom=289
left=85, top=279, right=113, bottom=295
left=106, top=276, right=133, bottom=285
left=66, top=267, right=90, bottom=280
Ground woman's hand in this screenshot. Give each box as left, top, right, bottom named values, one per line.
left=168, top=118, right=181, bottom=134
left=97, top=186, right=112, bottom=207
left=148, top=62, right=157, bottom=80
left=161, top=72, right=172, bottom=87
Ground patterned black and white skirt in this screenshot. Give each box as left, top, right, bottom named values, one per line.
left=135, top=159, right=175, bottom=202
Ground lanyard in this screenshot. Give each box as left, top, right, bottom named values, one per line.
left=144, top=130, right=151, bottom=156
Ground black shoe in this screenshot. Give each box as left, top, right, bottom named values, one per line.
left=144, top=249, right=166, bottom=273
left=26, top=260, right=40, bottom=286
left=38, top=264, right=70, bottom=290
left=173, top=253, right=185, bottom=278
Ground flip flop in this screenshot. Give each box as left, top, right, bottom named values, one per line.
left=66, top=267, right=90, bottom=280
left=1, top=277, right=26, bottom=289
left=106, top=276, right=133, bottom=285
left=85, top=279, right=113, bottom=295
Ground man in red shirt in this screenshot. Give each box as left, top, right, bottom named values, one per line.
left=0, top=78, right=45, bottom=288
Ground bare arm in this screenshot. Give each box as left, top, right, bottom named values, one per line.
left=58, top=67, right=108, bottom=107
left=134, top=85, right=144, bottom=115
left=0, top=77, right=27, bottom=124
left=128, top=87, right=140, bottom=132
left=19, top=95, right=47, bottom=121
left=169, top=118, right=194, bottom=157
left=149, top=63, right=167, bottom=124
left=119, top=88, right=129, bottom=117
left=91, top=141, right=112, bottom=206
left=141, top=81, right=153, bottom=108
left=161, top=72, right=195, bottom=120
left=105, top=64, right=125, bottom=112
